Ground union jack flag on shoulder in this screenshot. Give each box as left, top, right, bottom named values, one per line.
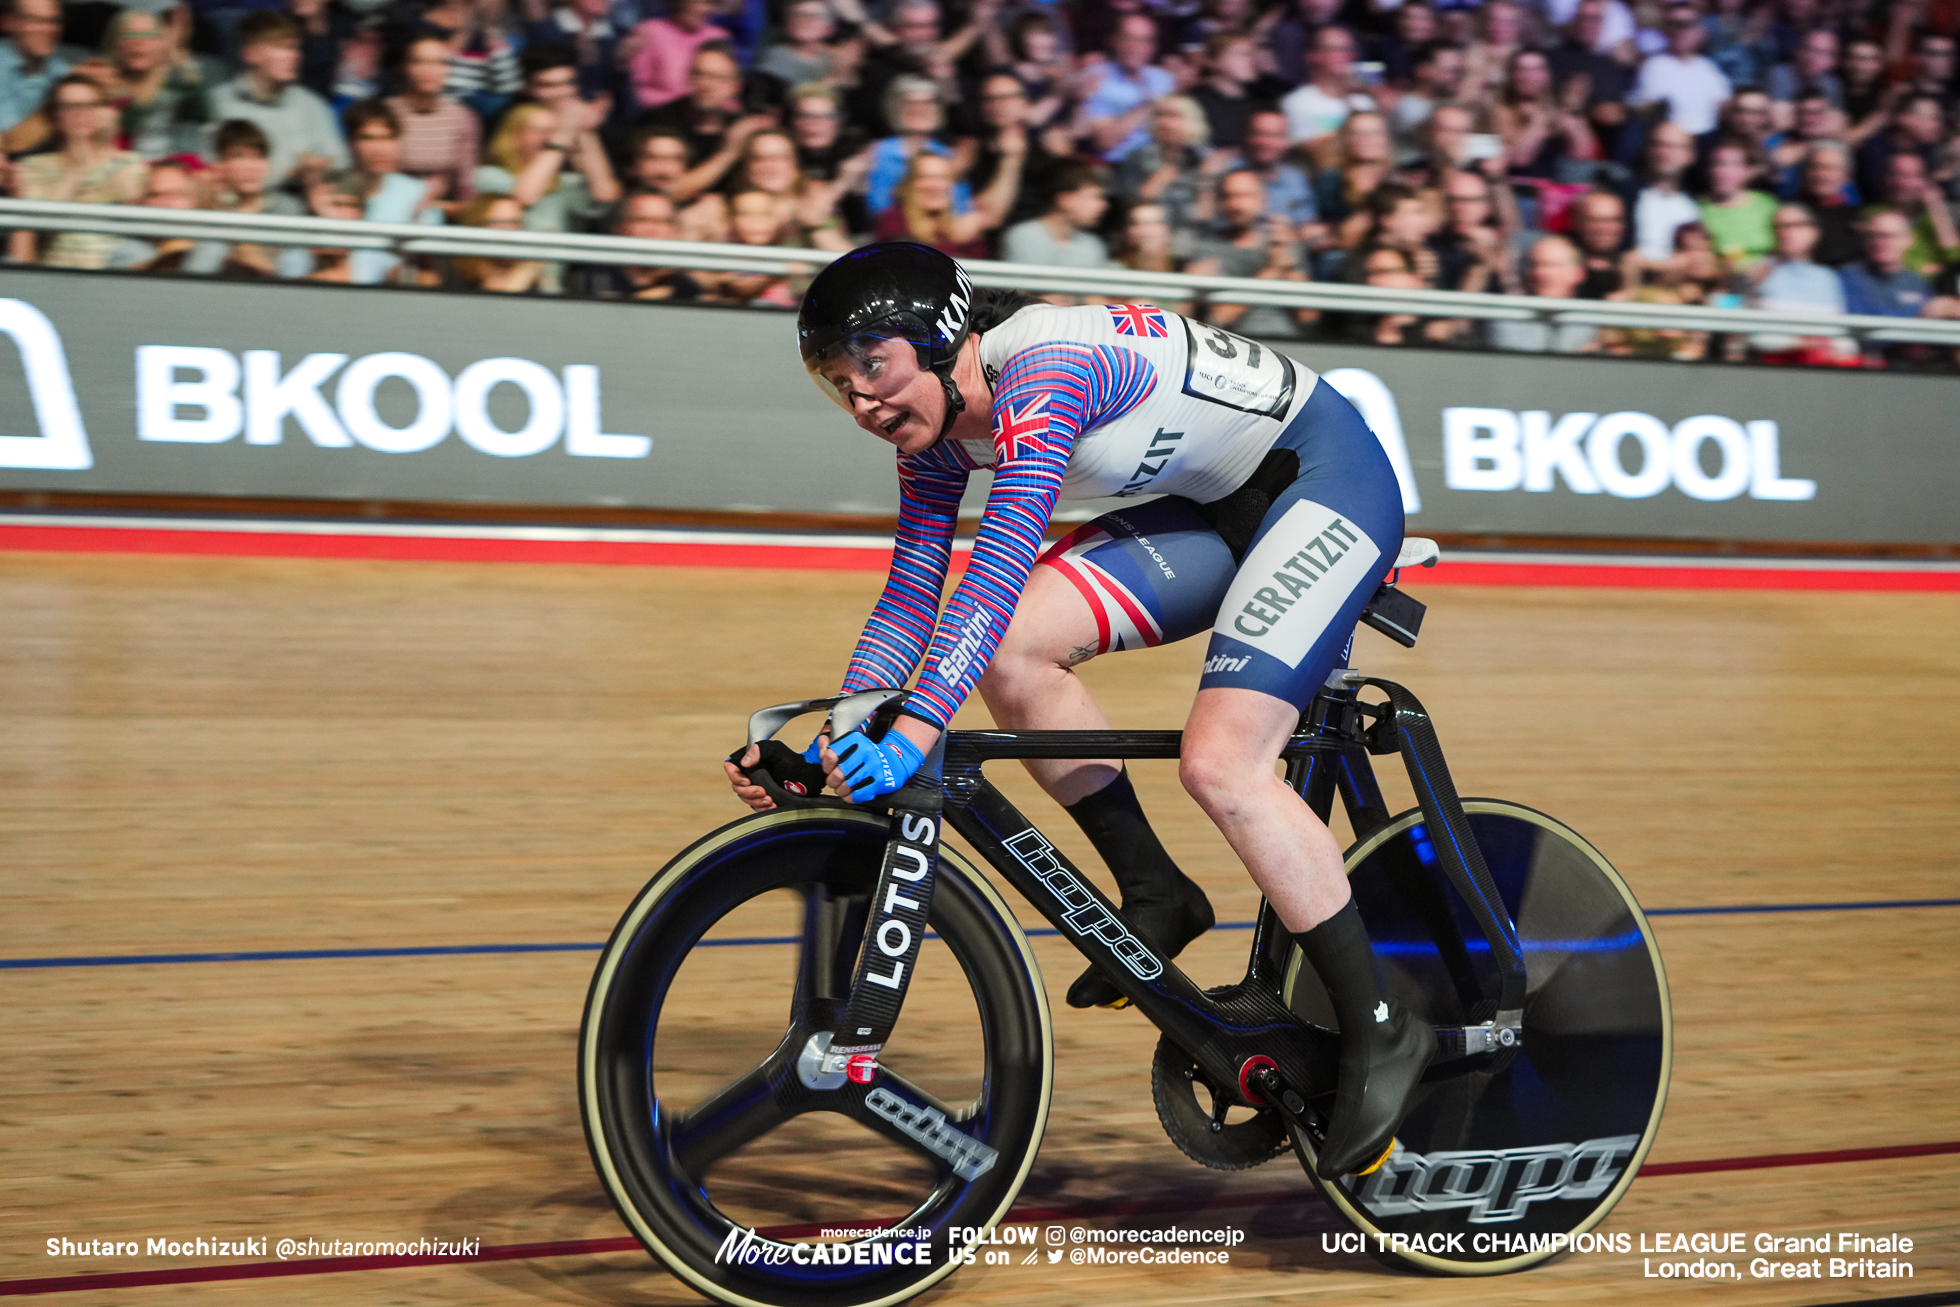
left=1108, top=304, right=1169, bottom=338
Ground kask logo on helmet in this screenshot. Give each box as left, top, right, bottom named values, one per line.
left=934, top=263, right=972, bottom=350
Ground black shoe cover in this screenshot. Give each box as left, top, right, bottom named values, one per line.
left=1314, top=998, right=1433, bottom=1178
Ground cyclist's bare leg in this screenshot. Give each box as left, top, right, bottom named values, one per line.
left=976, top=563, right=1121, bottom=806
left=982, top=563, right=1213, bottom=1008
left=1181, top=683, right=1431, bottom=1176
left=1178, top=686, right=1350, bottom=930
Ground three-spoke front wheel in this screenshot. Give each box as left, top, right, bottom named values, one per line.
left=579, top=809, right=1053, bottom=1307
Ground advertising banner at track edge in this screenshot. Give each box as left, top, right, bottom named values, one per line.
left=1, top=269, right=1953, bottom=545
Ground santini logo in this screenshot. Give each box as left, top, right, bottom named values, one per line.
left=1442, top=408, right=1814, bottom=502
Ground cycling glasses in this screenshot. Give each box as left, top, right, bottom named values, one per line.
left=803, top=323, right=940, bottom=411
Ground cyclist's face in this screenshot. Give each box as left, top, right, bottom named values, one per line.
left=815, top=338, right=945, bottom=453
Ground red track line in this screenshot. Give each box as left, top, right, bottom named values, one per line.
left=3, top=1140, right=1954, bottom=1297
left=1, top=523, right=1957, bottom=590
left=0, top=525, right=896, bottom=572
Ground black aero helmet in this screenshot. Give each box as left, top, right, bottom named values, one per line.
left=798, top=241, right=975, bottom=436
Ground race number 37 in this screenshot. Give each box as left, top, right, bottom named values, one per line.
left=1181, top=321, right=1296, bottom=422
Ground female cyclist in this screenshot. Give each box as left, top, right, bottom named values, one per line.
left=725, top=241, right=1429, bottom=1179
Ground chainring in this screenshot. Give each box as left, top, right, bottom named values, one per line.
left=1150, top=1034, right=1291, bottom=1171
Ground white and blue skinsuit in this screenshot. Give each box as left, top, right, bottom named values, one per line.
left=838, top=302, right=1405, bottom=723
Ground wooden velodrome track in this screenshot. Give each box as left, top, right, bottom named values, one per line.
left=1, top=535, right=1956, bottom=1306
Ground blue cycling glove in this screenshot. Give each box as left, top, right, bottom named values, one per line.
left=829, top=728, right=925, bottom=802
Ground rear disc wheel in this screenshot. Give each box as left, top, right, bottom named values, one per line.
left=1282, top=799, right=1671, bottom=1273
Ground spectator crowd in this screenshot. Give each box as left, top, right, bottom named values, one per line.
left=7, top=0, right=1960, bottom=361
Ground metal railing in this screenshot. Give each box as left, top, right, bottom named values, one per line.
left=7, top=197, right=1960, bottom=347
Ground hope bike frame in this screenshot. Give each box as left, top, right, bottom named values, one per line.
left=915, top=674, right=1530, bottom=1112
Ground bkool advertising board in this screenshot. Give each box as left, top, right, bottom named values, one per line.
left=0, top=270, right=1953, bottom=544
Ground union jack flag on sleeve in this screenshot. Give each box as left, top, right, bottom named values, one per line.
left=836, top=343, right=1154, bottom=728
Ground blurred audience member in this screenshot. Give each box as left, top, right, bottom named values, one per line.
left=412, top=0, right=523, bottom=120
left=1001, top=160, right=1111, bottom=267
left=1856, top=93, right=1944, bottom=204
left=446, top=192, right=545, bottom=292
left=477, top=100, right=618, bottom=234
left=967, top=75, right=1060, bottom=232
left=865, top=74, right=959, bottom=216
left=1, top=0, right=78, bottom=151
left=1630, top=120, right=1699, bottom=263
left=386, top=36, right=480, bottom=209
left=1430, top=166, right=1516, bottom=291
left=1281, top=25, right=1374, bottom=144
left=1840, top=206, right=1931, bottom=317
left=1547, top=0, right=1630, bottom=159
left=1698, top=137, right=1776, bottom=265
left=106, top=157, right=229, bottom=274
left=1390, top=41, right=1465, bottom=160
left=88, top=8, right=209, bottom=160
left=699, top=188, right=802, bottom=305
left=885, top=146, right=1025, bottom=258
left=1186, top=168, right=1312, bottom=336
left=1078, top=14, right=1176, bottom=161
left=1341, top=182, right=1438, bottom=284
left=1315, top=110, right=1393, bottom=247
left=1112, top=199, right=1178, bottom=272
left=757, top=0, right=838, bottom=89
left=1214, top=107, right=1320, bottom=232
left=574, top=189, right=703, bottom=300
left=8, top=74, right=146, bottom=268
left=1749, top=202, right=1857, bottom=364
left=206, top=12, right=346, bottom=189
left=995, top=11, right=1070, bottom=136
left=735, top=127, right=850, bottom=250
left=1766, top=89, right=1836, bottom=197
left=1495, top=48, right=1597, bottom=180
left=284, top=169, right=367, bottom=283
left=1765, top=27, right=1839, bottom=116
left=787, top=84, right=861, bottom=185
left=639, top=43, right=775, bottom=202
left=526, top=0, right=626, bottom=111
left=630, top=0, right=725, bottom=112
left=1192, top=32, right=1261, bottom=151
left=1488, top=234, right=1597, bottom=351
left=1877, top=150, right=1960, bottom=275
left=1797, top=140, right=1861, bottom=265
left=1632, top=2, right=1732, bottom=136
left=1571, top=187, right=1634, bottom=296
left=206, top=117, right=297, bottom=274
left=1114, top=96, right=1210, bottom=237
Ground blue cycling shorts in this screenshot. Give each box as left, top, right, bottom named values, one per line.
left=1034, top=379, right=1404, bottom=710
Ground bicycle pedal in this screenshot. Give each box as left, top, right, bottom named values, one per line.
left=1350, top=1138, right=1398, bottom=1177
left=1099, top=996, right=1132, bottom=1010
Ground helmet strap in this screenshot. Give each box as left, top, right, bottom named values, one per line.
left=933, top=365, right=965, bottom=441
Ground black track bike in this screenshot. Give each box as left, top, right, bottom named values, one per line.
left=578, top=542, right=1671, bottom=1307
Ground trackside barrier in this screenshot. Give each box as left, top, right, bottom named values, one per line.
left=0, top=265, right=1953, bottom=545
left=9, top=197, right=1960, bottom=346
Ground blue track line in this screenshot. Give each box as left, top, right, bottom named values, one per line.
left=2, top=898, right=1955, bottom=971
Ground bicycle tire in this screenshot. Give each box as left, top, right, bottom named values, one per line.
left=580, top=807, right=1053, bottom=1307
left=1282, top=799, right=1671, bottom=1274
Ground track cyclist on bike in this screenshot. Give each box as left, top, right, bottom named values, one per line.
left=725, top=241, right=1430, bottom=1179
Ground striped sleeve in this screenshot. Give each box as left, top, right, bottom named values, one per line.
left=902, top=343, right=1156, bottom=728
left=839, top=441, right=976, bottom=694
